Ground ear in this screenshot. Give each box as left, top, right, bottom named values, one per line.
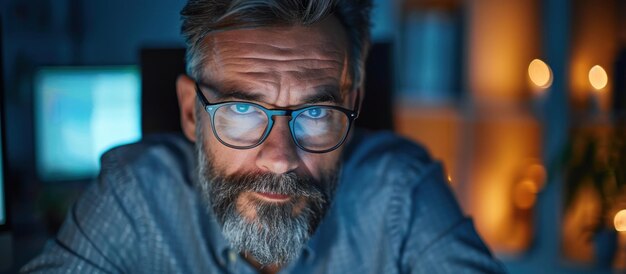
left=176, top=74, right=198, bottom=142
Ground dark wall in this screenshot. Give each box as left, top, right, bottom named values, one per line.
left=1, top=2, right=187, bottom=270
left=1, top=0, right=186, bottom=183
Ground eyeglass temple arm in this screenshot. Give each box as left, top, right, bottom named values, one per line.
left=353, top=90, right=361, bottom=119
left=195, top=82, right=211, bottom=108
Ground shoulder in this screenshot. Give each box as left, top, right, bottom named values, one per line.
left=24, top=134, right=198, bottom=272
left=331, top=129, right=463, bottom=260
left=337, top=129, right=450, bottom=224
left=94, top=133, right=198, bottom=219
left=342, top=128, right=436, bottom=182
left=89, top=133, right=199, bottom=233
left=100, top=133, right=196, bottom=186
left=342, top=130, right=459, bottom=219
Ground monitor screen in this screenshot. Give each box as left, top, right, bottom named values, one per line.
left=35, top=67, right=142, bottom=181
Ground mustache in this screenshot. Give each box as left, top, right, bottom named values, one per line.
left=208, top=171, right=330, bottom=228
left=209, top=171, right=326, bottom=201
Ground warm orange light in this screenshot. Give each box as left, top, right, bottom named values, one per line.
left=588, top=65, right=608, bottom=90
left=528, top=59, right=553, bottom=89
left=526, top=164, right=547, bottom=190
left=513, top=179, right=539, bottom=210
left=615, top=209, right=626, bottom=232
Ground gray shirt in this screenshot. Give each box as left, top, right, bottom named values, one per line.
left=22, top=130, right=506, bottom=273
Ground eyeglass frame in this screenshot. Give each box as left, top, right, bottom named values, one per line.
left=194, top=81, right=360, bottom=153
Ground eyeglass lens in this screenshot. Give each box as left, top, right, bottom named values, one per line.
left=293, top=108, right=349, bottom=151
left=211, top=103, right=349, bottom=151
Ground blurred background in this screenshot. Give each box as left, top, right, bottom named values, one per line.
left=1, top=0, right=625, bottom=273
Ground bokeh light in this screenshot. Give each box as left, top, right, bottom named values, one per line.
left=588, top=65, right=608, bottom=90
left=528, top=59, right=553, bottom=89
left=513, top=179, right=539, bottom=210
left=615, top=209, right=626, bottom=232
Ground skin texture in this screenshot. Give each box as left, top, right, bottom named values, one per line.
left=176, top=16, right=358, bottom=273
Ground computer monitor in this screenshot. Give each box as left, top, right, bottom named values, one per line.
left=34, top=66, right=142, bottom=181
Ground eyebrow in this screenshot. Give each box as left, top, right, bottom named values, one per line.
left=300, top=85, right=342, bottom=105
left=216, top=89, right=263, bottom=102
left=199, top=81, right=263, bottom=102
left=199, top=81, right=342, bottom=105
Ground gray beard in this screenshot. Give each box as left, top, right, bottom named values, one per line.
left=194, top=125, right=339, bottom=266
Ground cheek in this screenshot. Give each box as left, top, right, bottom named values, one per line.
left=202, top=127, right=255, bottom=175
left=298, top=149, right=342, bottom=181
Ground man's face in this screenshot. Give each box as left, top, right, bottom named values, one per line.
left=197, top=16, right=353, bottom=182
left=180, top=16, right=355, bottom=265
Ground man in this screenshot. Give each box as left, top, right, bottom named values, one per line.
left=23, top=0, right=505, bottom=273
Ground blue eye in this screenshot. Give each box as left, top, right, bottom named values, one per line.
left=236, top=104, right=249, bottom=113
left=303, top=108, right=327, bottom=119
left=308, top=108, right=321, bottom=117
left=230, top=104, right=253, bottom=114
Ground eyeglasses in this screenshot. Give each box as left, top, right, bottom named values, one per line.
left=195, top=82, right=360, bottom=153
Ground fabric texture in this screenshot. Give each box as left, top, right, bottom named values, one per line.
left=22, top=129, right=507, bottom=273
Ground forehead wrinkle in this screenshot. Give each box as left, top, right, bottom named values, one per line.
left=213, top=33, right=345, bottom=60
left=216, top=41, right=344, bottom=60
left=221, top=57, right=342, bottom=86
left=218, top=65, right=344, bottom=107
left=219, top=57, right=343, bottom=73
left=220, top=58, right=342, bottom=84
left=200, top=20, right=351, bottom=107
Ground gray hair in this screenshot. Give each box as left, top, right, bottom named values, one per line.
left=180, top=0, right=372, bottom=91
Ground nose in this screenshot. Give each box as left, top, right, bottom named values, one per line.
left=255, top=117, right=300, bottom=174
